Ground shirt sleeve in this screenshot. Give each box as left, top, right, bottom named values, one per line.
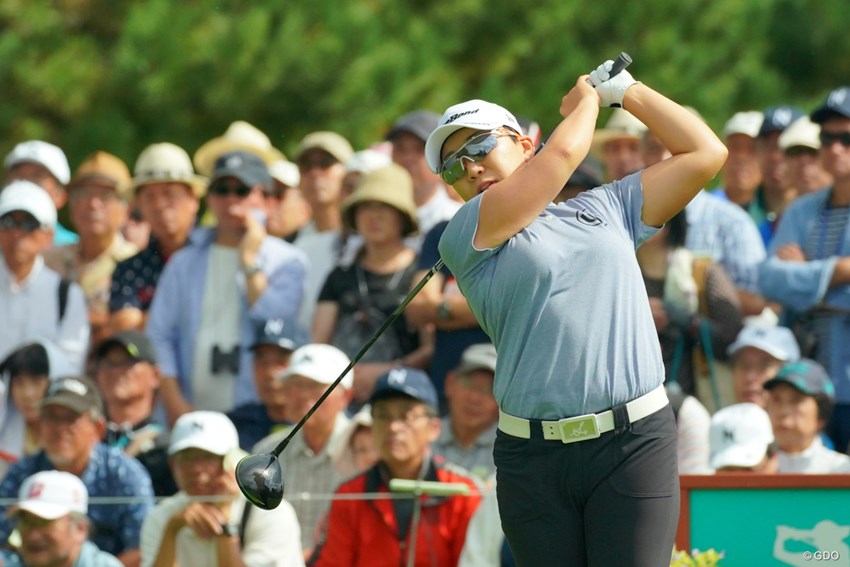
left=145, top=259, right=182, bottom=379
left=581, top=172, right=658, bottom=248
left=437, top=196, right=504, bottom=284
left=57, top=282, right=90, bottom=373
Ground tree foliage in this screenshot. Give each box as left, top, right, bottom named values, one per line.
left=1, top=0, right=848, bottom=169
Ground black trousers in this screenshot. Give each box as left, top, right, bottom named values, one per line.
left=494, top=404, right=680, bottom=567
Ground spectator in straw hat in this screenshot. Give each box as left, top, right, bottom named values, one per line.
left=313, top=163, right=433, bottom=406
left=3, top=140, right=77, bottom=246
left=1, top=470, right=123, bottom=567
left=108, top=143, right=205, bottom=333
left=0, top=182, right=89, bottom=372
left=779, top=116, right=833, bottom=195
left=146, top=151, right=308, bottom=425
left=44, top=152, right=137, bottom=344
left=590, top=108, right=647, bottom=182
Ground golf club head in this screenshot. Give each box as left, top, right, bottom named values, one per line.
left=235, top=453, right=284, bottom=510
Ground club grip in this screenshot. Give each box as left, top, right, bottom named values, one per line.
left=609, top=52, right=632, bottom=77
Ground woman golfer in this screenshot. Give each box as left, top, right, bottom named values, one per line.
left=426, top=62, right=727, bottom=566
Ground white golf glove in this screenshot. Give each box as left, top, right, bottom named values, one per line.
left=588, top=60, right=638, bottom=108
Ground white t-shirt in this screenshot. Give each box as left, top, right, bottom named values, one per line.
left=417, top=185, right=461, bottom=241
left=778, top=437, right=850, bottom=473
left=140, top=491, right=304, bottom=567
left=191, top=245, right=241, bottom=412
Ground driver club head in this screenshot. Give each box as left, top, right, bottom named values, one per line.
left=235, top=453, right=284, bottom=510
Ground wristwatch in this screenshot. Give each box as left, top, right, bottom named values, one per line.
left=242, top=263, right=262, bottom=278
left=437, top=300, right=452, bottom=321
left=220, top=522, right=239, bottom=538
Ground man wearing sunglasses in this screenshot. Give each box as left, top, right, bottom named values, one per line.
left=146, top=151, right=309, bottom=427
left=760, top=86, right=850, bottom=456
left=0, top=181, right=89, bottom=372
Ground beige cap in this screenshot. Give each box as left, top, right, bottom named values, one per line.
left=779, top=116, right=821, bottom=152
left=132, top=143, right=208, bottom=198
left=295, top=131, right=354, bottom=164
left=193, top=121, right=286, bottom=177
left=68, top=151, right=132, bottom=201
left=723, top=111, right=764, bottom=139
left=341, top=163, right=418, bottom=237
left=591, top=109, right=647, bottom=156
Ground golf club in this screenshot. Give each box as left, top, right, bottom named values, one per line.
left=236, top=258, right=445, bottom=509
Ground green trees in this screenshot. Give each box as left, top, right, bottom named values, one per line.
left=1, top=0, right=848, bottom=167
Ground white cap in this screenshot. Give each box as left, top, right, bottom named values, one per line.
left=0, top=180, right=57, bottom=229
left=268, top=160, right=300, bottom=188
left=779, top=116, right=821, bottom=152
left=425, top=99, right=523, bottom=173
left=277, top=344, right=353, bottom=389
left=727, top=324, right=800, bottom=362
left=710, top=403, right=774, bottom=470
left=168, top=411, right=239, bottom=456
left=722, top=111, right=764, bottom=139
left=345, top=149, right=392, bottom=175
left=15, top=471, right=88, bottom=520
left=4, top=140, right=71, bottom=185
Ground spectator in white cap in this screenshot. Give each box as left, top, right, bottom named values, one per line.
left=433, top=343, right=499, bottom=480
left=716, top=111, right=764, bottom=207
left=0, top=180, right=89, bottom=371
left=778, top=116, right=833, bottom=195
left=108, top=142, right=205, bottom=333
left=1, top=470, right=122, bottom=567
left=252, top=344, right=354, bottom=559
left=729, top=324, right=800, bottom=407
left=341, top=148, right=391, bottom=201
left=387, top=110, right=461, bottom=241
left=709, top=403, right=778, bottom=473
left=266, top=160, right=311, bottom=243
left=140, top=410, right=304, bottom=567
left=3, top=140, right=77, bottom=246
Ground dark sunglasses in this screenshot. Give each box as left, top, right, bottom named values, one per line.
left=439, top=129, right=517, bottom=185
left=297, top=153, right=338, bottom=172
left=819, top=131, right=850, bottom=148
left=210, top=183, right=253, bottom=198
left=0, top=214, right=43, bottom=233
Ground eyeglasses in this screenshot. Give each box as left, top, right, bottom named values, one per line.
left=439, top=129, right=517, bottom=185
left=819, top=131, right=850, bottom=148
left=297, top=153, right=338, bottom=172
left=0, top=215, right=43, bottom=233
left=209, top=183, right=253, bottom=198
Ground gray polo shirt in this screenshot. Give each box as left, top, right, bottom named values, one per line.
left=439, top=172, right=663, bottom=419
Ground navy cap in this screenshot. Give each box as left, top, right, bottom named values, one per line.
left=386, top=110, right=440, bottom=143
left=758, top=106, right=805, bottom=137
left=94, top=331, right=157, bottom=365
left=251, top=318, right=308, bottom=352
left=211, top=151, right=272, bottom=191
left=369, top=367, right=438, bottom=408
left=764, top=359, right=835, bottom=399
left=811, top=86, right=850, bottom=124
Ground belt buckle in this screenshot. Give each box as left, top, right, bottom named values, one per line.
left=558, top=414, right=600, bottom=444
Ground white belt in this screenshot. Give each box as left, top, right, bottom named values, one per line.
left=498, top=385, right=669, bottom=443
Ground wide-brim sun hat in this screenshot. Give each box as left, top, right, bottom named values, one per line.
left=341, top=163, right=419, bottom=237
left=194, top=120, right=286, bottom=177
left=132, top=143, right=208, bottom=199
left=590, top=108, right=647, bottom=157
left=425, top=99, right=523, bottom=174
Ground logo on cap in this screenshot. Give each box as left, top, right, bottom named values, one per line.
left=387, top=368, right=407, bottom=386
left=773, top=108, right=794, bottom=128
left=52, top=378, right=88, bottom=397
left=829, top=88, right=848, bottom=107
left=445, top=109, right=479, bottom=125
left=723, top=428, right=735, bottom=442
left=264, top=319, right=285, bottom=335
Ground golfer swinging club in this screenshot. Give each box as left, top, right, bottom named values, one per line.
left=425, top=61, right=727, bottom=565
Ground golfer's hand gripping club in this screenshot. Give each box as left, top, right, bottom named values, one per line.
left=235, top=258, right=446, bottom=510
left=587, top=52, right=635, bottom=108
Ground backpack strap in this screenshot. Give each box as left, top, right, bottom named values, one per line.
left=57, top=278, right=71, bottom=325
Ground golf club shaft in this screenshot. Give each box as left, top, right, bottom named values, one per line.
left=269, top=258, right=446, bottom=457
